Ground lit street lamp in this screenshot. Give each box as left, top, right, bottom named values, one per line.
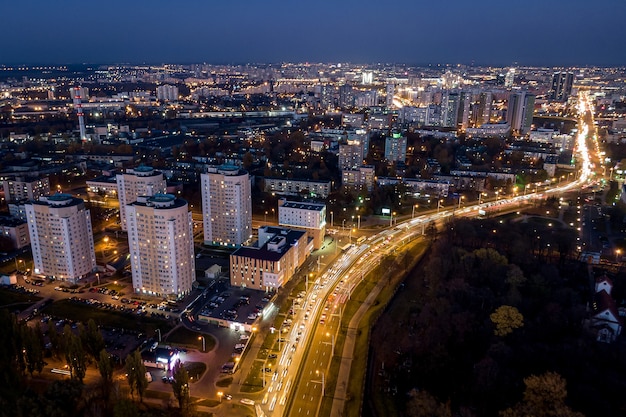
left=217, top=391, right=223, bottom=403
left=315, top=370, right=325, bottom=395
left=198, top=336, right=206, bottom=352
left=412, top=204, right=418, bottom=219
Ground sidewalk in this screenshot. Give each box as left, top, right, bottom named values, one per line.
left=329, top=273, right=388, bottom=417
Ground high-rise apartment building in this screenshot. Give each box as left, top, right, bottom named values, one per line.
left=338, top=84, right=354, bottom=108
left=457, top=91, right=472, bottom=131
left=475, top=92, right=493, bottom=127
left=201, top=165, right=252, bottom=246
left=25, top=194, right=96, bottom=284
left=126, top=194, right=194, bottom=298
left=156, top=84, right=179, bottom=101
left=507, top=91, right=535, bottom=134
left=549, top=72, right=574, bottom=101
left=505, top=68, right=515, bottom=88
left=384, top=133, right=407, bottom=163
left=117, top=166, right=167, bottom=231
left=338, top=142, right=365, bottom=170
left=442, top=92, right=460, bottom=128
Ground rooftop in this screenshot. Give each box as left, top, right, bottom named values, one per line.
left=281, top=201, right=325, bottom=211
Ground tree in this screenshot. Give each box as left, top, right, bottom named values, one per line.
left=171, top=360, right=191, bottom=414
left=113, top=398, right=140, bottom=417
left=22, top=324, right=45, bottom=376
left=97, top=349, right=114, bottom=403
left=63, top=325, right=87, bottom=382
left=500, top=372, right=584, bottom=417
left=80, top=319, right=105, bottom=364
left=406, top=389, right=452, bottom=417
left=125, top=350, right=148, bottom=402
left=490, top=305, right=524, bottom=337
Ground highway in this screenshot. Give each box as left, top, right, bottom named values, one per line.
left=252, top=92, right=600, bottom=417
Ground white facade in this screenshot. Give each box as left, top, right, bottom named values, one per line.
left=201, top=165, right=252, bottom=246
left=25, top=194, right=96, bottom=284
left=126, top=194, right=195, bottom=298
left=117, top=166, right=167, bottom=231
left=278, top=201, right=326, bottom=230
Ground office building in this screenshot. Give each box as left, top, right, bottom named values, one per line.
left=117, top=166, right=167, bottom=231
left=550, top=72, right=574, bottom=101
left=230, top=226, right=308, bottom=291
left=278, top=200, right=326, bottom=249
left=201, top=165, right=252, bottom=246
left=126, top=194, right=194, bottom=298
left=25, top=194, right=96, bottom=284
left=385, top=133, right=407, bottom=163
left=2, top=175, right=50, bottom=203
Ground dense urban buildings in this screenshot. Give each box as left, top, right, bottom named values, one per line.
left=25, top=194, right=96, bottom=284
left=126, top=193, right=194, bottom=298
left=201, top=164, right=252, bottom=247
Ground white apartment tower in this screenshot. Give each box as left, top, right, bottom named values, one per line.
left=201, top=165, right=252, bottom=246
left=117, top=166, right=167, bottom=231
left=126, top=194, right=195, bottom=298
left=25, top=194, right=96, bottom=284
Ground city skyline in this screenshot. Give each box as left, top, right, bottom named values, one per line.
left=3, top=0, right=626, bottom=66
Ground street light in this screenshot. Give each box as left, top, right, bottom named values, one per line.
left=412, top=204, right=418, bottom=219
left=330, top=211, right=334, bottom=228
left=217, top=391, right=223, bottom=403
left=315, top=370, right=325, bottom=395
left=198, top=336, right=206, bottom=352
left=616, top=249, right=622, bottom=263
left=357, top=214, right=361, bottom=229
left=326, top=332, right=335, bottom=356
left=342, top=219, right=346, bottom=230
left=155, top=329, right=161, bottom=342
left=457, top=195, right=464, bottom=209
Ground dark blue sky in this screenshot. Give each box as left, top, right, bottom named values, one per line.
left=3, top=0, right=625, bottom=66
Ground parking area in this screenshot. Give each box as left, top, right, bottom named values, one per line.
left=196, top=286, right=273, bottom=327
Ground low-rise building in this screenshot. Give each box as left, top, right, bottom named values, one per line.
left=278, top=200, right=326, bottom=249
left=264, top=178, right=331, bottom=198
left=230, top=226, right=309, bottom=291
left=0, top=216, right=30, bottom=249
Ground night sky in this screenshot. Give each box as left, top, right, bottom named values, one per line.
left=3, top=0, right=626, bottom=66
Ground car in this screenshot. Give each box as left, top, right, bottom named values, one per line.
left=240, top=398, right=255, bottom=406
left=264, top=367, right=272, bottom=373
left=268, top=354, right=277, bottom=359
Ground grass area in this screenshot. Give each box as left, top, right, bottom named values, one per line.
left=145, top=389, right=173, bottom=400
left=42, top=299, right=172, bottom=334
left=186, top=362, right=207, bottom=382
left=166, top=326, right=216, bottom=352
left=195, top=398, right=220, bottom=407
left=318, top=240, right=429, bottom=417
left=0, top=288, right=42, bottom=307
left=215, top=377, right=233, bottom=387
left=241, top=360, right=265, bottom=392
left=104, top=282, right=126, bottom=292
